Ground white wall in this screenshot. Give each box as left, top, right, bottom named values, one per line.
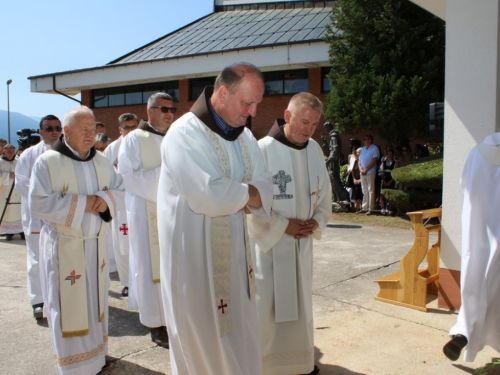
left=441, top=0, right=500, bottom=270
left=30, top=43, right=329, bottom=95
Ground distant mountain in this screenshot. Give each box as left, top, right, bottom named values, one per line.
left=0, top=110, right=39, bottom=146
left=29, top=116, right=42, bottom=123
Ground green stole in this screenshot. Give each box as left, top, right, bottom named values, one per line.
left=46, top=150, right=110, bottom=337
left=136, top=129, right=161, bottom=283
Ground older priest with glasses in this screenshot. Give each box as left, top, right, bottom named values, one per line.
left=29, top=106, right=124, bottom=375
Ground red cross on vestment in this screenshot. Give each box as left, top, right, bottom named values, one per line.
left=248, top=266, right=254, bottom=278
left=218, top=299, right=228, bottom=314
left=65, top=270, right=82, bottom=286
left=100, top=259, right=107, bottom=272
left=119, top=223, right=129, bottom=235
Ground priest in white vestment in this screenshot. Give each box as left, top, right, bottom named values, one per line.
left=158, top=63, right=273, bottom=375
left=29, top=107, right=124, bottom=375
left=15, top=115, right=63, bottom=319
left=118, top=93, right=175, bottom=348
left=444, top=132, right=500, bottom=362
left=249, top=93, right=331, bottom=375
left=103, top=113, right=139, bottom=299
left=0, top=144, right=23, bottom=239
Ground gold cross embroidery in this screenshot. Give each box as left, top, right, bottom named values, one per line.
left=311, top=176, right=320, bottom=211
left=61, top=184, right=69, bottom=198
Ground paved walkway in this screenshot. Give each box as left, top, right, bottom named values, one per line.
left=1, top=221, right=499, bottom=374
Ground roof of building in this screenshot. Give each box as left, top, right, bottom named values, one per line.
left=108, top=1, right=334, bottom=65
left=28, top=1, right=334, bottom=95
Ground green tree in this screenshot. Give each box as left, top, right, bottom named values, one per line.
left=324, top=0, right=445, bottom=145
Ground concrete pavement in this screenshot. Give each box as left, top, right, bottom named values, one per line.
left=1, top=220, right=499, bottom=375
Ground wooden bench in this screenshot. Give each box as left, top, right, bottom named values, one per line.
left=374, top=208, right=442, bottom=312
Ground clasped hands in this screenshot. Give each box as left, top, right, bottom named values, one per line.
left=85, top=195, right=108, bottom=216
left=285, top=218, right=318, bottom=239
left=241, top=184, right=318, bottom=239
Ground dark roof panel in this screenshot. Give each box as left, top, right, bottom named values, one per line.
left=109, top=2, right=333, bottom=65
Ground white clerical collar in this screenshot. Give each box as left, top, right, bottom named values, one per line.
left=476, top=132, right=500, bottom=165
left=64, top=140, right=90, bottom=160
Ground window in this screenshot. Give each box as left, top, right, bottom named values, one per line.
left=92, top=81, right=179, bottom=108
left=263, top=69, right=308, bottom=96
left=93, top=91, right=108, bottom=108
left=189, top=77, right=216, bottom=101
left=125, top=90, right=142, bottom=105
left=108, top=88, right=125, bottom=106
left=322, top=67, right=332, bottom=92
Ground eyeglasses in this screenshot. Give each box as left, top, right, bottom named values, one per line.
left=43, top=126, right=62, bottom=132
left=150, top=106, right=177, bottom=114
left=121, top=125, right=137, bottom=131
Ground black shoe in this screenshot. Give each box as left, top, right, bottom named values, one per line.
left=6, top=234, right=13, bottom=241
left=151, top=326, right=169, bottom=348
left=20, top=232, right=25, bottom=240
left=121, top=287, right=128, bottom=297
left=97, top=358, right=112, bottom=374
left=443, top=334, right=468, bottom=361
left=302, top=365, right=320, bottom=375
left=33, top=303, right=44, bottom=319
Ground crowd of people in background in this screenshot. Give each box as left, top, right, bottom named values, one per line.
left=345, top=138, right=433, bottom=216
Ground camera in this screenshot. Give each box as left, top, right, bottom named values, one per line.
left=17, top=129, right=41, bottom=151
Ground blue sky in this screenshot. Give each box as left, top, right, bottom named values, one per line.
left=0, top=0, right=214, bottom=121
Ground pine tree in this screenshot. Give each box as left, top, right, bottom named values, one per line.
left=324, top=0, right=445, bottom=145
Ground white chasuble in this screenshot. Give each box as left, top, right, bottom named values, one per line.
left=29, top=145, right=124, bottom=375
left=46, top=150, right=110, bottom=336
left=249, top=134, right=331, bottom=375
left=15, top=141, right=52, bottom=306
left=449, top=132, right=500, bottom=361
left=104, top=136, right=130, bottom=287
left=118, top=128, right=165, bottom=328
left=0, top=158, right=22, bottom=234
left=158, top=109, right=272, bottom=375
left=204, top=123, right=256, bottom=337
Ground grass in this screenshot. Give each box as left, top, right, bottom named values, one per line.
left=330, top=211, right=414, bottom=230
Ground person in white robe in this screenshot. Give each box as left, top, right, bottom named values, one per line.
left=249, top=93, right=331, bottom=375
left=103, top=113, right=139, bottom=298
left=30, top=106, right=124, bottom=375
left=158, top=63, right=273, bottom=375
left=444, top=132, right=500, bottom=362
left=0, top=144, right=23, bottom=239
left=15, top=115, right=63, bottom=319
left=118, top=93, right=175, bottom=348
left=16, top=115, right=62, bottom=318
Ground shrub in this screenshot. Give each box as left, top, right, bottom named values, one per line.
left=383, top=153, right=443, bottom=212
left=340, top=164, right=348, bottom=187
left=392, top=153, right=443, bottom=190
left=381, top=189, right=442, bottom=213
